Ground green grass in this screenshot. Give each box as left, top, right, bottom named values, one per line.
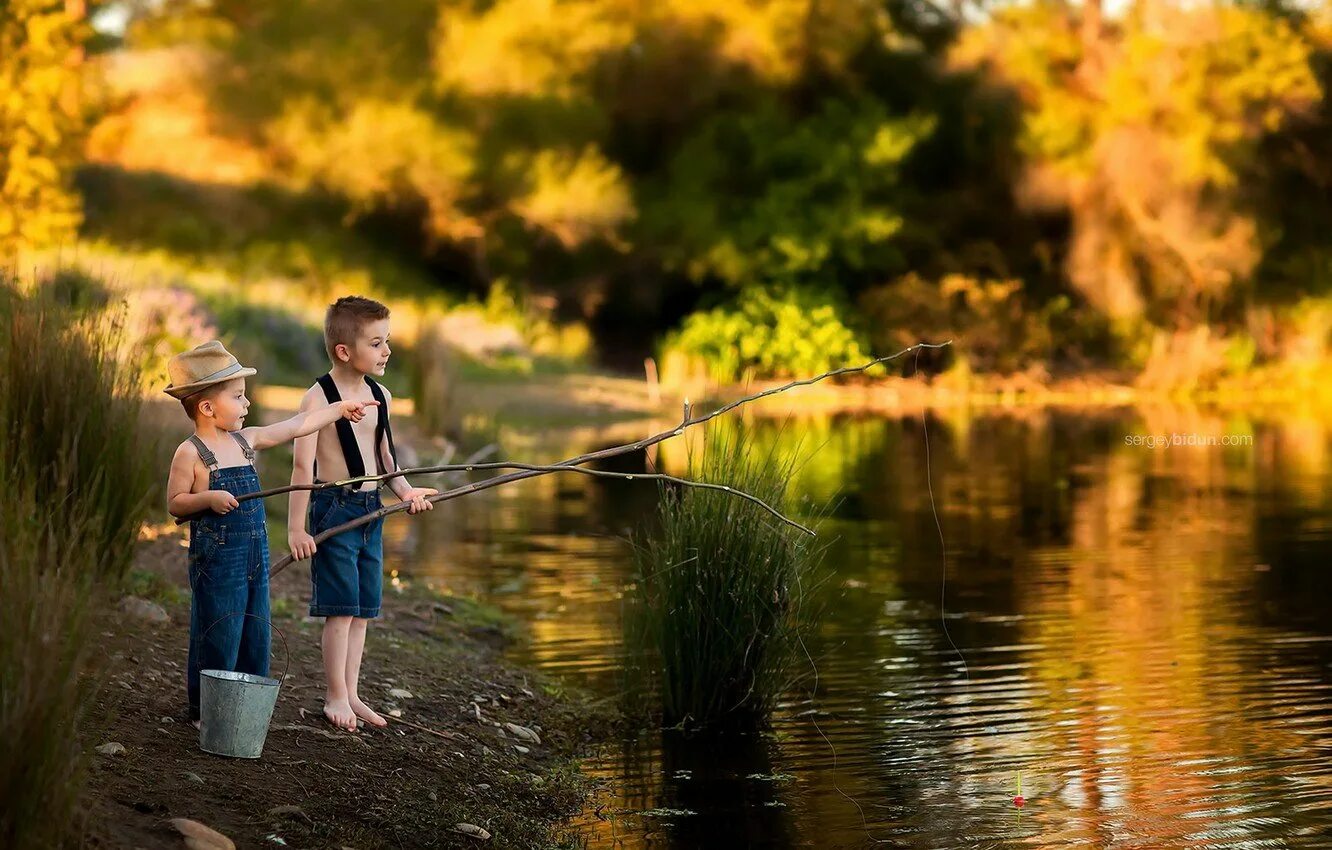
left=126, top=569, right=188, bottom=607
left=0, top=272, right=161, bottom=848
left=624, top=425, right=824, bottom=728
left=409, top=584, right=517, bottom=639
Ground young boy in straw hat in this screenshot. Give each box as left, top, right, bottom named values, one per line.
left=164, top=340, right=379, bottom=724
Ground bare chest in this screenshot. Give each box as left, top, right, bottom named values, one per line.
left=189, top=435, right=254, bottom=492
left=314, top=404, right=382, bottom=483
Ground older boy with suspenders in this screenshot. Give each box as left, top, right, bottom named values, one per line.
left=287, top=297, right=436, bottom=731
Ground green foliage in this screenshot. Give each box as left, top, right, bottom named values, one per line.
left=1224, top=333, right=1258, bottom=374
left=126, top=568, right=188, bottom=608
left=75, top=166, right=448, bottom=304
left=269, top=99, right=477, bottom=239
left=0, top=1, right=87, bottom=261
left=644, top=99, right=934, bottom=287
left=1251, top=12, right=1332, bottom=303
left=480, top=280, right=593, bottom=365
left=963, top=4, right=1318, bottom=185
left=112, top=0, right=936, bottom=319
left=81, top=0, right=1332, bottom=378
left=68, top=166, right=597, bottom=383
left=0, top=272, right=159, bottom=849
left=661, top=285, right=869, bottom=385
left=207, top=297, right=328, bottom=387
left=625, top=427, right=823, bottom=727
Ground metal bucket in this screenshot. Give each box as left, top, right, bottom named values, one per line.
left=199, top=670, right=280, bottom=758
left=197, top=613, right=289, bottom=759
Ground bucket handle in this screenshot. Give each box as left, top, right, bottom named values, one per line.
left=198, top=612, right=290, bottom=688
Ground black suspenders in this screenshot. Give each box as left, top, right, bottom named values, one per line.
left=313, top=373, right=398, bottom=485
left=365, top=377, right=398, bottom=478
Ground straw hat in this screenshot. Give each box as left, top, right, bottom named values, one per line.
left=164, top=340, right=257, bottom=399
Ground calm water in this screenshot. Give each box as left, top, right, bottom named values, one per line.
left=391, top=404, right=1332, bottom=848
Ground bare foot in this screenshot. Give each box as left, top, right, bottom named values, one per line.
left=323, top=697, right=357, bottom=731
left=349, top=695, right=388, bottom=728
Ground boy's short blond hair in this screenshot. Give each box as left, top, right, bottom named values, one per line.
left=324, top=296, right=390, bottom=361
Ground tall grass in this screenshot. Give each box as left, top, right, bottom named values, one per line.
left=0, top=273, right=160, bottom=848
left=0, top=273, right=159, bottom=580
left=625, top=427, right=824, bottom=728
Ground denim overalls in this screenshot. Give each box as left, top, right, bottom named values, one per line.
left=185, top=432, right=271, bottom=721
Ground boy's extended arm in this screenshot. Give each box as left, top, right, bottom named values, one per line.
left=166, top=443, right=235, bottom=518
left=378, top=389, right=437, bottom=513
left=242, top=398, right=378, bottom=451
left=288, top=389, right=320, bottom=560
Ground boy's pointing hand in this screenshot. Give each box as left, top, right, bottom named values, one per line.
left=339, top=400, right=380, bottom=422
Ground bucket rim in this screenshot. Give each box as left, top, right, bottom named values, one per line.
left=200, top=668, right=280, bottom=688
left=199, top=613, right=291, bottom=686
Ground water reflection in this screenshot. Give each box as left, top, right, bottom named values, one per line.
left=396, top=404, right=1332, bottom=847
left=582, top=727, right=799, bottom=848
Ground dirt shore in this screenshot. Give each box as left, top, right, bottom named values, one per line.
left=80, top=526, right=615, bottom=850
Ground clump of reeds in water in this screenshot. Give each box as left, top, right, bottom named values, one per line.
left=0, top=271, right=159, bottom=849
left=626, top=427, right=824, bottom=729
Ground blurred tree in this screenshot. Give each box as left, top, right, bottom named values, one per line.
left=640, top=97, right=934, bottom=290
left=954, top=0, right=1321, bottom=328
left=87, top=0, right=1332, bottom=376
left=1251, top=3, right=1332, bottom=306
left=0, top=0, right=89, bottom=263
left=168, top=0, right=953, bottom=315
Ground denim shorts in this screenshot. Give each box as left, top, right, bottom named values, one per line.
left=309, top=487, right=384, bottom=619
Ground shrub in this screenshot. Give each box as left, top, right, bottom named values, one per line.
left=660, top=284, right=870, bottom=387
left=625, top=426, right=823, bottom=728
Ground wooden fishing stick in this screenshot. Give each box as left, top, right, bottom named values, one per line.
left=178, top=448, right=807, bottom=532
left=269, top=342, right=951, bottom=577
left=173, top=443, right=500, bottom=525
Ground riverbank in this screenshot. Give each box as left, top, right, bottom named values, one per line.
left=81, top=524, right=615, bottom=849
left=389, top=364, right=1332, bottom=428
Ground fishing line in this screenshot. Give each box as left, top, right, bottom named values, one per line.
left=791, top=344, right=969, bottom=846
left=795, top=587, right=888, bottom=843
left=917, top=347, right=970, bottom=689
left=630, top=341, right=961, bottom=843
